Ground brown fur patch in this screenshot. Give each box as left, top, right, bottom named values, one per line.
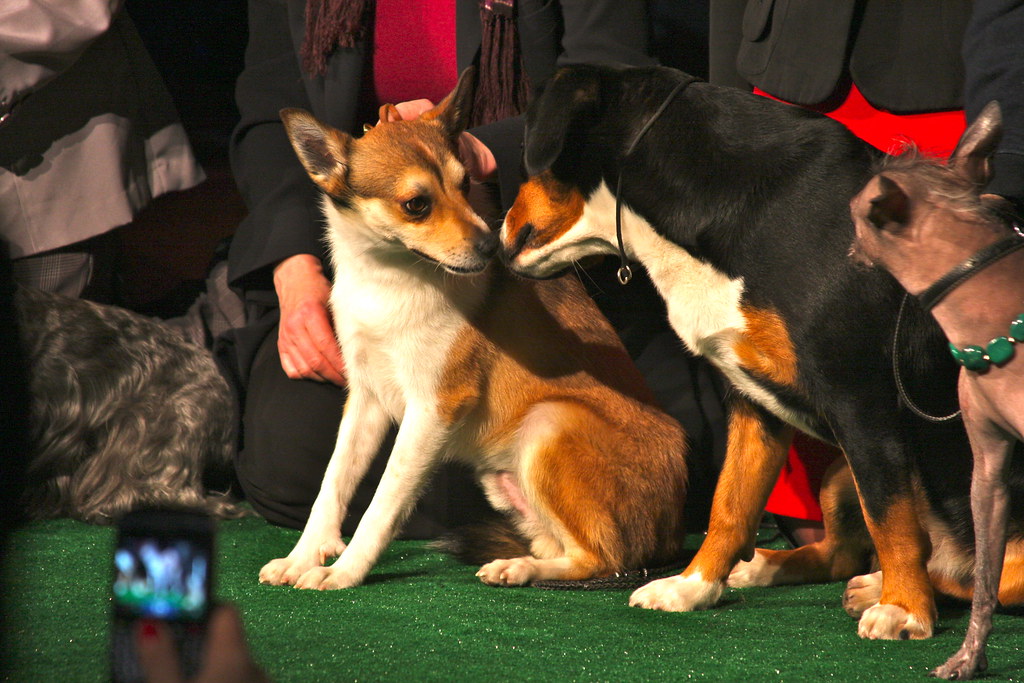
left=995, top=540, right=1024, bottom=605
left=686, top=397, right=792, bottom=579
left=433, top=272, right=689, bottom=573
left=503, top=172, right=585, bottom=252
left=734, top=306, right=799, bottom=387
left=859, top=493, right=937, bottom=626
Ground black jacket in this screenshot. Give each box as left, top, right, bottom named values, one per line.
left=709, top=0, right=1024, bottom=201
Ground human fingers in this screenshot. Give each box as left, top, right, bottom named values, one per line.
left=289, top=305, right=346, bottom=385
left=391, top=98, right=435, bottom=122
left=135, top=619, right=186, bottom=683
left=277, top=303, right=346, bottom=386
left=195, top=605, right=271, bottom=683
left=458, top=132, right=497, bottom=182
left=273, top=255, right=344, bottom=384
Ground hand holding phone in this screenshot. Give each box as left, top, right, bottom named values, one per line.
left=134, top=604, right=270, bottom=683
left=110, top=507, right=215, bottom=683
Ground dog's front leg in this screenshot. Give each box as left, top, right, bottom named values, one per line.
left=631, top=398, right=791, bottom=611
left=292, top=405, right=449, bottom=590
left=933, top=403, right=1014, bottom=679
left=259, top=389, right=390, bottom=586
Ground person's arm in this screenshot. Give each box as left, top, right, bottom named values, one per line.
left=963, top=0, right=1024, bottom=205
left=0, top=0, right=123, bottom=118
left=228, top=0, right=345, bottom=385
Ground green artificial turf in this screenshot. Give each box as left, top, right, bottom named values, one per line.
left=4, top=516, right=1024, bottom=682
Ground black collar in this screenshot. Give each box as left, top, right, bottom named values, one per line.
left=916, top=224, right=1024, bottom=311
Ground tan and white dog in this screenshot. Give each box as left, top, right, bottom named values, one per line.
left=258, top=69, right=690, bottom=591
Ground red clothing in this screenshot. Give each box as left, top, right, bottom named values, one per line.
left=372, top=0, right=458, bottom=107
left=760, top=84, right=966, bottom=521
left=756, top=83, right=966, bottom=155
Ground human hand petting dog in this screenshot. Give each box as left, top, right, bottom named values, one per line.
left=273, top=253, right=346, bottom=385
left=135, top=605, right=271, bottom=683
left=391, top=99, right=497, bottom=181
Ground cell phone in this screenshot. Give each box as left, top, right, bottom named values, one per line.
left=110, top=506, right=216, bottom=683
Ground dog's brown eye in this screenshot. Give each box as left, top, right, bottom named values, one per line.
left=403, top=196, right=431, bottom=217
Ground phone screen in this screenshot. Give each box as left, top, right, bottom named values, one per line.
left=113, top=536, right=210, bottom=621
left=110, top=508, right=215, bottom=683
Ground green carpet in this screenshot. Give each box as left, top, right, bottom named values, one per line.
left=5, top=517, right=1024, bottom=682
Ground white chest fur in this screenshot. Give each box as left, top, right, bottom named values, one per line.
left=324, top=209, right=487, bottom=421
left=600, top=185, right=822, bottom=438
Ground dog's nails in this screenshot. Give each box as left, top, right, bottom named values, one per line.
left=899, top=629, right=910, bottom=641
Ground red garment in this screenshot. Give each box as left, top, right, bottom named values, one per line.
left=372, top=0, right=458, bottom=107
left=760, top=83, right=966, bottom=521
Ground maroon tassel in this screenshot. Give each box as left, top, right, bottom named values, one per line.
left=474, top=0, right=530, bottom=126
left=302, top=0, right=370, bottom=76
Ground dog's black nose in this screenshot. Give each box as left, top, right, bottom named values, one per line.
left=504, top=222, right=534, bottom=262
left=475, top=230, right=499, bottom=259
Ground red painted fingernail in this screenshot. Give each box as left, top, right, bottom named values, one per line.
left=140, top=620, right=159, bottom=639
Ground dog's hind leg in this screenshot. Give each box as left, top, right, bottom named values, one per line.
left=260, top=389, right=390, bottom=587
left=476, top=403, right=625, bottom=586
left=933, top=418, right=1014, bottom=679
left=631, top=397, right=791, bottom=611
left=729, top=457, right=874, bottom=587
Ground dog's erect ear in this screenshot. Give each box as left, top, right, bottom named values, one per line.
left=423, top=66, right=477, bottom=140
left=949, top=100, right=1002, bottom=187
left=867, top=175, right=911, bottom=231
left=280, top=108, right=352, bottom=197
left=378, top=104, right=402, bottom=124
left=523, top=66, right=601, bottom=175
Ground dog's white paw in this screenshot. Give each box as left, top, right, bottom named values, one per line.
left=293, top=565, right=363, bottom=591
left=857, top=603, right=932, bottom=640
left=477, top=557, right=536, bottom=586
left=727, top=550, right=778, bottom=588
left=259, top=556, right=319, bottom=586
left=628, top=573, right=723, bottom=612
left=843, top=570, right=882, bottom=618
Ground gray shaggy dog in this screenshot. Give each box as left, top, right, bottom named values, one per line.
left=14, top=285, right=241, bottom=524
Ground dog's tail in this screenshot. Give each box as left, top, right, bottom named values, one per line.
left=429, top=516, right=531, bottom=565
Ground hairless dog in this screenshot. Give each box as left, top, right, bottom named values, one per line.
left=851, top=102, right=1024, bottom=680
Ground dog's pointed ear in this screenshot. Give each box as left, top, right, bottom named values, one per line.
left=423, top=66, right=477, bottom=139
left=523, top=66, right=601, bottom=176
left=280, top=108, right=352, bottom=197
left=949, top=100, right=1002, bottom=187
left=867, top=174, right=911, bottom=230
left=379, top=104, right=402, bottom=124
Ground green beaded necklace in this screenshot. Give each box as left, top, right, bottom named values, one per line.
left=948, top=314, right=1024, bottom=372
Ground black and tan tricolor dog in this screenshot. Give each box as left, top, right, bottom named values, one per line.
left=499, top=63, right=1024, bottom=641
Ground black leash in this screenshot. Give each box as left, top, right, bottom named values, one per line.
left=892, top=293, right=961, bottom=422
left=614, top=75, right=700, bottom=285
left=893, top=222, right=1024, bottom=421
left=533, top=562, right=688, bottom=591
